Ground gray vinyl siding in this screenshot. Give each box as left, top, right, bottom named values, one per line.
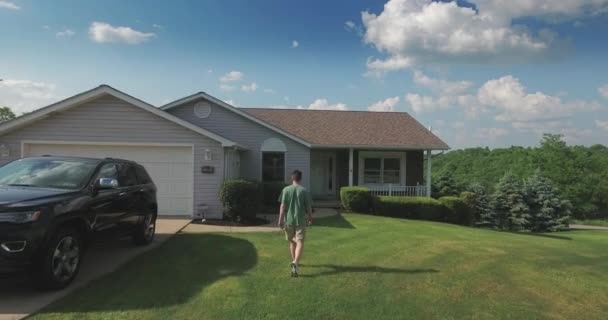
left=0, top=94, right=225, bottom=218
left=168, top=99, right=311, bottom=188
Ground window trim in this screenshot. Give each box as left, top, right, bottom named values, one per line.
left=358, top=151, right=407, bottom=186
left=261, top=151, right=287, bottom=183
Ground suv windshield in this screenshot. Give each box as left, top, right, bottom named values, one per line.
left=0, top=158, right=98, bottom=190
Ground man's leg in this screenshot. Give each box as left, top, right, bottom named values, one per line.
left=294, top=240, right=304, bottom=264
left=289, top=240, right=296, bottom=262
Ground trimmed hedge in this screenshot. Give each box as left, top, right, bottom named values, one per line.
left=374, top=196, right=446, bottom=221
left=340, top=187, right=372, bottom=213
left=219, top=180, right=262, bottom=221
left=262, top=181, right=289, bottom=206
left=439, top=196, right=475, bottom=226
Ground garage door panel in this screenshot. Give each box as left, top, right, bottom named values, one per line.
left=24, top=143, right=194, bottom=216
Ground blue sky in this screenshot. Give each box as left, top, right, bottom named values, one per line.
left=1, top=0, right=608, bottom=148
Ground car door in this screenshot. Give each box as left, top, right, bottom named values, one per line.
left=88, top=162, right=125, bottom=232
left=115, top=163, right=140, bottom=229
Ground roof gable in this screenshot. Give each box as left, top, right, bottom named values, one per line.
left=0, top=85, right=243, bottom=148
left=160, top=92, right=311, bottom=147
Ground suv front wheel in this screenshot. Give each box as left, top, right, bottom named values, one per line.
left=37, top=227, right=83, bottom=290
left=133, top=213, right=156, bottom=246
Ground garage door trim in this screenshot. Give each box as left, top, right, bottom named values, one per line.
left=21, top=140, right=195, bottom=216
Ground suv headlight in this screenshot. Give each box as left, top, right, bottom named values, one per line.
left=0, top=211, right=41, bottom=224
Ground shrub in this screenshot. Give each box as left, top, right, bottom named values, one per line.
left=219, top=180, right=262, bottom=221
left=374, top=196, right=445, bottom=221
left=491, top=172, right=530, bottom=231
left=262, top=181, right=289, bottom=207
left=465, top=183, right=495, bottom=229
left=439, top=196, right=475, bottom=226
left=340, top=187, right=372, bottom=213
left=524, top=172, right=571, bottom=232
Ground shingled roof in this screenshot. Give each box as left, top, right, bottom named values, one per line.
left=241, top=108, right=449, bottom=150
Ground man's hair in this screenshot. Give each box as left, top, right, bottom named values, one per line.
left=291, top=170, right=302, bottom=182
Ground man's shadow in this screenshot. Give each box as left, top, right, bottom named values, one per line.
left=299, top=264, right=439, bottom=278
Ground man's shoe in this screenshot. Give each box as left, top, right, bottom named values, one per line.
left=291, top=263, right=298, bottom=277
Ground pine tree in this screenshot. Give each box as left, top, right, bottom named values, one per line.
left=524, top=171, right=572, bottom=232
left=434, top=170, right=460, bottom=198
left=467, top=183, right=495, bottom=228
left=491, top=172, right=530, bottom=231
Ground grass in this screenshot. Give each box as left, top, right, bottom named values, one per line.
left=572, top=219, right=608, bottom=227
left=32, top=214, right=608, bottom=320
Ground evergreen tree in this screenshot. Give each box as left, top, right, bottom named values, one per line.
left=434, top=170, right=460, bottom=198
left=491, top=172, right=530, bottom=231
left=524, top=171, right=572, bottom=232
left=467, top=183, right=495, bottom=228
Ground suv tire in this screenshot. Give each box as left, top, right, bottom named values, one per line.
left=133, top=213, right=156, bottom=246
left=37, top=227, right=83, bottom=290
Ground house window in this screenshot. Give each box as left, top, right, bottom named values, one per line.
left=363, top=157, right=401, bottom=184
left=262, top=152, right=285, bottom=182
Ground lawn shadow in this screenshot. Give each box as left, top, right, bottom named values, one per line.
left=499, top=230, right=572, bottom=241
left=34, top=233, right=257, bottom=314
left=299, top=264, right=438, bottom=278
left=312, top=214, right=355, bottom=229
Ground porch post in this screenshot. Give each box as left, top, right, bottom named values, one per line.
left=348, top=148, right=354, bottom=186
left=426, top=149, right=432, bottom=197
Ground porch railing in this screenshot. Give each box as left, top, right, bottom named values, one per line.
left=367, top=185, right=427, bottom=197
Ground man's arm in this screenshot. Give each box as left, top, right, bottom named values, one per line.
left=307, top=207, right=313, bottom=225
left=278, top=203, right=285, bottom=229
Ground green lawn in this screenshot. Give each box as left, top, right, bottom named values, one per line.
left=572, top=219, right=608, bottom=227
left=33, top=214, right=608, bottom=320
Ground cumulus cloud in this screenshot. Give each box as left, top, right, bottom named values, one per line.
left=344, top=20, right=363, bottom=36
left=413, top=70, right=473, bottom=95
left=0, top=79, right=61, bottom=114
left=89, top=22, right=155, bottom=44
left=219, top=84, right=235, bottom=91
left=368, top=96, right=400, bottom=112
left=598, top=83, right=608, bottom=98
left=263, top=98, right=349, bottom=111
left=478, top=75, right=600, bottom=122
left=241, top=82, right=258, bottom=92
left=361, top=0, right=608, bottom=73
left=0, top=1, right=19, bottom=10
left=56, top=28, right=75, bottom=38
left=220, top=71, right=243, bottom=83
left=595, top=120, right=608, bottom=131
left=291, top=40, right=299, bottom=48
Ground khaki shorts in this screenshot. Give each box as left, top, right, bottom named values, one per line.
left=284, top=225, right=306, bottom=242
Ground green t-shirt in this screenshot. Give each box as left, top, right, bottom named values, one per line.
left=279, top=184, right=312, bottom=226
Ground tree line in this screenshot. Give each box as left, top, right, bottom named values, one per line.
left=431, top=134, right=608, bottom=219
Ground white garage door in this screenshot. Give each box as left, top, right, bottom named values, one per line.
left=23, top=143, right=194, bottom=216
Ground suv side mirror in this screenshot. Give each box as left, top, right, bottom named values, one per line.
left=96, top=178, right=119, bottom=190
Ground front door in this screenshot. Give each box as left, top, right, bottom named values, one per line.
left=311, top=151, right=337, bottom=199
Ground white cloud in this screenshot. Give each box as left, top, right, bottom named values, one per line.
left=307, top=99, right=348, bottom=111
left=241, top=82, right=258, bottom=92
left=219, top=84, right=235, bottom=91
left=0, top=79, right=60, bottom=114
left=42, top=25, right=50, bottom=30
left=360, top=0, right=608, bottom=73
left=207, top=69, right=213, bottom=73
left=263, top=88, right=275, bottom=94
left=368, top=96, right=400, bottom=112
left=413, top=70, right=473, bottom=95
left=405, top=93, right=451, bottom=113
left=89, top=22, right=155, bottom=44
left=512, top=120, right=592, bottom=143
left=345, top=20, right=363, bottom=36
left=264, top=99, right=349, bottom=111
left=291, top=40, right=299, bottom=48
left=474, top=127, right=509, bottom=140
left=477, top=75, right=600, bottom=122
left=0, top=1, right=19, bottom=10
left=220, top=71, right=243, bottom=83
left=598, top=83, right=608, bottom=99
left=56, top=29, right=75, bottom=38
left=152, top=24, right=163, bottom=29
left=595, top=120, right=608, bottom=131
left=223, top=99, right=237, bottom=106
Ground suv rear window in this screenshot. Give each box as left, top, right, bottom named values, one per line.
left=135, top=166, right=153, bottom=185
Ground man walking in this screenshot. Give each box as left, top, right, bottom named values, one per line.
left=278, top=170, right=313, bottom=277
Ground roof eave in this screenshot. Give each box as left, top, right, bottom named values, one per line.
left=310, top=144, right=450, bottom=150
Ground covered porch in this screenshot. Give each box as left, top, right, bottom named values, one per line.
left=310, top=148, right=434, bottom=201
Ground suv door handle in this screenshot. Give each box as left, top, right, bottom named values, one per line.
left=118, top=192, right=127, bottom=197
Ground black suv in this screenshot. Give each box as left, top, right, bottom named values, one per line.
left=0, top=156, right=157, bottom=289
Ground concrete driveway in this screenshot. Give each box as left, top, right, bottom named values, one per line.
left=0, top=217, right=190, bottom=320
